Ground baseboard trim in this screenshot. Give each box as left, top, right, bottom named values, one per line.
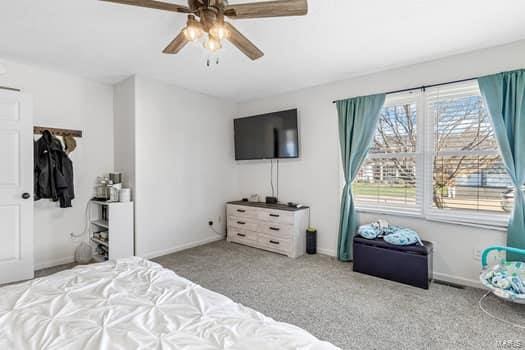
left=140, top=235, right=225, bottom=260
left=34, top=241, right=481, bottom=290
left=317, top=247, right=337, bottom=257
left=309, top=249, right=481, bottom=289
left=433, top=272, right=481, bottom=289
left=35, top=256, right=75, bottom=271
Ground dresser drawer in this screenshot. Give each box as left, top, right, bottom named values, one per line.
left=258, top=221, right=294, bottom=238
left=258, top=209, right=295, bottom=224
left=228, top=228, right=257, bottom=245
left=228, top=216, right=258, bottom=232
left=227, top=204, right=258, bottom=218
left=258, top=233, right=291, bottom=254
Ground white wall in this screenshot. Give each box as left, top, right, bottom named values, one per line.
left=235, top=40, right=525, bottom=286
left=0, top=59, right=114, bottom=269
left=113, top=76, right=135, bottom=191
left=130, top=76, right=238, bottom=258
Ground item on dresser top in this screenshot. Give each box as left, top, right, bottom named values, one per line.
left=288, top=202, right=304, bottom=208
left=249, top=194, right=259, bottom=202
left=306, top=227, right=317, bottom=255
left=265, top=196, right=278, bottom=204
left=34, top=130, right=75, bottom=208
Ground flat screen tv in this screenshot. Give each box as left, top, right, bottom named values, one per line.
left=234, top=109, right=299, bottom=160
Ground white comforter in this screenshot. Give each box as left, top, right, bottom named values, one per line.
left=0, top=257, right=338, bottom=350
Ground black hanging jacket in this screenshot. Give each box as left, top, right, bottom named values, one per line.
left=34, top=130, right=75, bottom=208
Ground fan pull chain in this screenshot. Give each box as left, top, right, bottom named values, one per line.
left=205, top=56, right=220, bottom=67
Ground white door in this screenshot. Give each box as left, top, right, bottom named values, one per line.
left=0, top=89, right=33, bottom=285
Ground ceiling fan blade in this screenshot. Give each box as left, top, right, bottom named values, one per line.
left=224, top=0, right=307, bottom=19
left=100, top=0, right=191, bottom=13
left=225, top=22, right=263, bottom=60
left=163, top=30, right=189, bottom=54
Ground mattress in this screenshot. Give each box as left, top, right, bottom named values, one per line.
left=0, top=257, right=338, bottom=349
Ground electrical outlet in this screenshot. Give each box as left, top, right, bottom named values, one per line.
left=492, top=250, right=505, bottom=264
left=473, top=248, right=482, bottom=261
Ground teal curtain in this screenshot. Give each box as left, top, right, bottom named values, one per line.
left=336, top=94, right=385, bottom=261
left=478, top=69, right=525, bottom=261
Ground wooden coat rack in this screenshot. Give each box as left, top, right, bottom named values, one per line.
left=34, top=126, right=83, bottom=138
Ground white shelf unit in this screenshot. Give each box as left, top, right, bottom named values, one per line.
left=89, top=200, right=134, bottom=261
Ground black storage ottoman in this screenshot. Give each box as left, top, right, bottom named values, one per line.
left=353, top=236, right=433, bottom=289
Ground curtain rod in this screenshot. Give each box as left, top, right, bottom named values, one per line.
left=331, top=76, right=478, bottom=104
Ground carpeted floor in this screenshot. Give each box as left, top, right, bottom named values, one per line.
left=35, top=240, right=524, bottom=349
left=152, top=240, right=524, bottom=350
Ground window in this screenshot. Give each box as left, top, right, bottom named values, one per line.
left=353, top=81, right=511, bottom=225
left=353, top=97, right=421, bottom=212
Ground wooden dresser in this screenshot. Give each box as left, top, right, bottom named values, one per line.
left=226, top=201, right=310, bottom=258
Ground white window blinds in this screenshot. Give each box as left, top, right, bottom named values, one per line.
left=352, top=81, right=511, bottom=224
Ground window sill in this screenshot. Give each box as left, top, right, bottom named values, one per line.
left=356, top=207, right=508, bottom=232
left=424, top=212, right=508, bottom=232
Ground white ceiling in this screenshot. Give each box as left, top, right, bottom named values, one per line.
left=1, top=0, right=524, bottom=101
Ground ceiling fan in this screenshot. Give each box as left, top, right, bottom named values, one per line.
left=100, top=0, right=308, bottom=60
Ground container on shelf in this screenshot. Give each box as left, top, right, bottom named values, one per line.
left=119, top=188, right=131, bottom=202
left=109, top=172, right=122, bottom=184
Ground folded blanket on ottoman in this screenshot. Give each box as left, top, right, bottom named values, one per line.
left=358, top=221, right=423, bottom=246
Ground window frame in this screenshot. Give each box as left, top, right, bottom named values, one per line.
left=353, top=81, right=510, bottom=228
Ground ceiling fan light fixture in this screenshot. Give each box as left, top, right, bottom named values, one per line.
left=209, top=23, right=229, bottom=41
left=183, top=15, right=203, bottom=41
left=204, top=34, right=222, bottom=52
left=101, top=0, right=309, bottom=61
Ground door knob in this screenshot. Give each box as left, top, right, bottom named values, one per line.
left=22, top=193, right=31, bottom=199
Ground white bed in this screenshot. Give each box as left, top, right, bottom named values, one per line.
left=0, top=257, right=339, bottom=349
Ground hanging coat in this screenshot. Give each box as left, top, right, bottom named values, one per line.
left=34, top=130, right=75, bottom=208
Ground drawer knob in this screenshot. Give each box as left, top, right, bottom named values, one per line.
left=269, top=227, right=280, bottom=231
left=237, top=221, right=246, bottom=225
left=269, top=240, right=280, bottom=245
left=237, top=233, right=246, bottom=237
left=269, top=214, right=280, bottom=217
left=237, top=209, right=246, bottom=213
